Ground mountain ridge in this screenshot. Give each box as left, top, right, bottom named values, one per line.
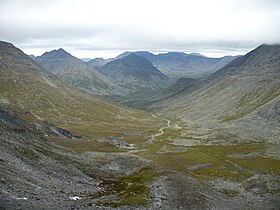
left=88, top=50, right=240, bottom=78
left=35, top=48, right=136, bottom=96
left=97, top=53, right=169, bottom=89
left=40, top=48, right=73, bottom=59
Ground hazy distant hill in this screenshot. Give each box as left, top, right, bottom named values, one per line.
left=35, top=48, right=135, bottom=96
left=80, top=57, right=92, bottom=62
left=28, top=54, right=36, bottom=60
left=137, top=51, right=239, bottom=78
left=131, top=77, right=202, bottom=108
left=98, top=53, right=169, bottom=89
left=88, top=51, right=238, bottom=78
left=88, top=57, right=111, bottom=67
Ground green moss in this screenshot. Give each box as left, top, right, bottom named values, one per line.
left=142, top=147, right=253, bottom=181
left=94, top=168, right=158, bottom=207
left=218, top=189, right=239, bottom=197
left=230, top=155, right=280, bottom=175
left=138, top=141, right=279, bottom=182
left=220, top=113, right=245, bottom=122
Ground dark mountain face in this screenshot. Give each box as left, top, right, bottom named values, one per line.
left=98, top=53, right=169, bottom=88
left=40, top=48, right=73, bottom=59
left=35, top=48, right=135, bottom=96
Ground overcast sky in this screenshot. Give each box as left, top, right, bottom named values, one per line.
left=1, top=0, right=280, bottom=58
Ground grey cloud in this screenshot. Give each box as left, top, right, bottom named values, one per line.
left=0, top=0, right=279, bottom=57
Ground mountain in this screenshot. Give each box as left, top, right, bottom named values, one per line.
left=149, top=44, right=280, bottom=147
left=1, top=41, right=279, bottom=209
left=87, top=52, right=133, bottom=68
left=0, top=41, right=158, bottom=136
left=97, top=53, right=169, bottom=89
left=132, top=44, right=280, bottom=208
left=28, top=54, right=36, bottom=60
left=88, top=51, right=238, bottom=78
left=80, top=57, right=92, bottom=62
left=147, top=52, right=239, bottom=78
left=208, top=55, right=240, bottom=73
left=105, top=51, right=239, bottom=78
left=87, top=52, right=139, bottom=68
left=189, top=53, right=206, bottom=57
left=35, top=48, right=135, bottom=96
left=130, top=77, right=202, bottom=108
left=0, top=41, right=168, bottom=208
left=88, top=57, right=111, bottom=67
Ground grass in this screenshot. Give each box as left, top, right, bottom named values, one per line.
left=136, top=124, right=280, bottom=183
left=220, top=85, right=280, bottom=122
left=139, top=146, right=253, bottom=181
left=217, top=189, right=239, bottom=197
left=2, top=64, right=280, bottom=207
left=220, top=113, right=246, bottom=122
left=93, top=167, right=159, bottom=207
left=1, top=68, right=163, bottom=153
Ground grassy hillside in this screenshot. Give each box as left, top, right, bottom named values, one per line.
left=0, top=41, right=162, bottom=150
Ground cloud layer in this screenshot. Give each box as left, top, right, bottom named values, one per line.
left=1, top=0, right=280, bottom=58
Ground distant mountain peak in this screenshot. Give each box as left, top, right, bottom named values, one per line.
left=98, top=52, right=168, bottom=88
left=126, top=52, right=137, bottom=57
left=124, top=52, right=141, bottom=59
left=119, top=52, right=157, bottom=68
left=165, top=52, right=186, bottom=56
left=28, top=54, right=36, bottom=60
left=189, top=53, right=206, bottom=57
left=40, top=48, right=73, bottom=59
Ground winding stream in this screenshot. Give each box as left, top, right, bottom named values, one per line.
left=142, top=113, right=171, bottom=148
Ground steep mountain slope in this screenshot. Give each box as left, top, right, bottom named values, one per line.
left=98, top=53, right=169, bottom=89
left=150, top=44, right=280, bottom=147
left=130, top=77, right=202, bottom=108
left=35, top=49, right=135, bottom=96
left=0, top=41, right=162, bottom=140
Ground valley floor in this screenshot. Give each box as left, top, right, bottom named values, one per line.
left=1, top=107, right=280, bottom=210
